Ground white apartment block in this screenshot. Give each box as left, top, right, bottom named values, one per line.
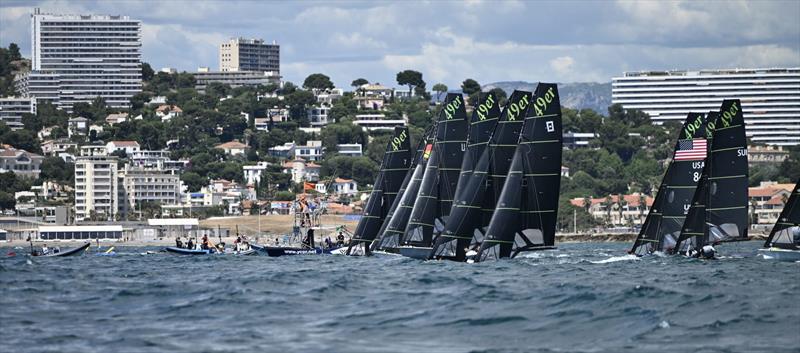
left=243, top=161, right=270, bottom=185
left=295, top=140, right=323, bottom=161
left=120, top=167, right=181, bottom=217
left=74, top=156, right=119, bottom=222
left=20, top=9, right=142, bottom=111
left=352, top=113, right=407, bottom=132
left=0, top=97, right=36, bottom=130
left=612, top=68, right=800, bottom=146
left=337, top=143, right=363, bottom=157
left=219, top=37, right=280, bottom=73
left=194, top=70, right=280, bottom=93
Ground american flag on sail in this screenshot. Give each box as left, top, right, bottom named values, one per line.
left=674, top=139, right=707, bottom=161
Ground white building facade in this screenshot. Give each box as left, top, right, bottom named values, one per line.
left=0, top=97, right=36, bottom=130
left=74, top=156, right=119, bottom=222
left=19, top=9, right=142, bottom=111
left=612, top=68, right=800, bottom=146
left=219, top=37, right=280, bottom=73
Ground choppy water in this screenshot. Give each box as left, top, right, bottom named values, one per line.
left=1, top=241, right=798, bottom=353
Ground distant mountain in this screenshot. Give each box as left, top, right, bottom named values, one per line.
left=482, top=81, right=612, bottom=115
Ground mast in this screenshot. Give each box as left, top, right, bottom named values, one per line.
left=345, top=127, right=411, bottom=255
left=429, top=92, right=502, bottom=261
left=629, top=113, right=708, bottom=255
left=476, top=83, right=563, bottom=261
left=401, top=93, right=467, bottom=248
left=764, top=180, right=800, bottom=249
left=677, top=99, right=749, bottom=253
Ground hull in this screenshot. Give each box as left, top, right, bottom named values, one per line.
left=165, top=247, right=213, bottom=255
left=37, top=243, right=91, bottom=257
left=758, top=248, right=800, bottom=262
left=398, top=246, right=432, bottom=259
left=259, top=246, right=341, bottom=257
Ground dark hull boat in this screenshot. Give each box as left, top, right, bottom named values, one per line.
left=759, top=179, right=800, bottom=261
left=165, top=247, right=214, bottom=255
left=629, top=113, right=709, bottom=255
left=399, top=93, right=468, bottom=258
left=346, top=127, right=412, bottom=256
left=35, top=242, right=91, bottom=257
left=676, top=100, right=749, bottom=257
left=476, top=83, right=564, bottom=261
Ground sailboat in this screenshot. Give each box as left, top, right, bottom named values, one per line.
left=398, top=93, right=468, bottom=259
left=629, top=112, right=709, bottom=255
left=759, top=180, right=800, bottom=261
left=371, top=130, right=436, bottom=253
left=475, top=83, right=563, bottom=261
left=345, top=126, right=411, bottom=255
left=427, top=91, right=510, bottom=261
left=675, top=99, right=749, bottom=257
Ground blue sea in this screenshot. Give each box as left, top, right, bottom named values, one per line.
left=1, top=241, right=798, bottom=353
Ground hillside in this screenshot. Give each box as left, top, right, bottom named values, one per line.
left=483, top=81, right=612, bottom=114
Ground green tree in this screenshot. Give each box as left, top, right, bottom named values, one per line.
left=432, top=83, right=448, bottom=101
left=303, top=73, right=334, bottom=90
left=489, top=87, right=507, bottom=106
left=351, top=78, right=368, bottom=88
left=181, top=172, right=206, bottom=192
left=8, top=43, right=21, bottom=61
left=141, top=62, right=155, bottom=82
left=461, top=78, right=481, bottom=95
left=396, top=70, right=425, bottom=96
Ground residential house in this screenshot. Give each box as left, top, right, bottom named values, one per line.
left=155, top=105, right=183, bottom=121
left=281, top=159, right=321, bottom=184
left=0, top=146, right=44, bottom=178
left=214, top=140, right=248, bottom=156
left=146, top=96, right=167, bottom=106
left=269, top=142, right=295, bottom=159
left=570, top=193, right=654, bottom=226
left=331, top=178, right=358, bottom=196
left=80, top=144, right=108, bottom=157
left=295, top=140, right=323, bottom=161
left=106, top=141, right=141, bottom=156
left=337, top=143, right=363, bottom=157
left=40, top=139, right=77, bottom=156
left=67, top=117, right=89, bottom=137
left=749, top=181, right=795, bottom=224
left=243, top=161, right=270, bottom=185
left=105, top=112, right=129, bottom=125
left=307, top=106, right=330, bottom=127
left=352, top=113, right=406, bottom=132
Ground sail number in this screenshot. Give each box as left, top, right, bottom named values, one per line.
left=532, top=87, right=556, bottom=117
left=476, top=93, right=496, bottom=121
left=507, top=94, right=530, bottom=121
left=390, top=129, right=408, bottom=151
left=683, top=114, right=704, bottom=139
left=737, top=149, right=747, bottom=157
left=444, top=95, right=463, bottom=120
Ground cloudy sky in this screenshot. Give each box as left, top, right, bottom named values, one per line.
left=1, top=0, right=798, bottom=88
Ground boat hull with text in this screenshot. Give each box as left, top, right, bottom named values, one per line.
left=258, top=246, right=341, bottom=257
left=398, top=246, right=433, bottom=259
left=36, top=242, right=91, bottom=257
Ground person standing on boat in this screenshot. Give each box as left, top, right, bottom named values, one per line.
left=176, top=237, right=183, bottom=248
left=41, top=244, right=49, bottom=255
left=201, top=235, right=209, bottom=250
left=187, top=238, right=194, bottom=250
left=336, top=231, right=345, bottom=247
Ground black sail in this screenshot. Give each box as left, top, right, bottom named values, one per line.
left=373, top=134, right=435, bottom=251
left=677, top=100, right=749, bottom=252
left=629, top=113, right=708, bottom=255
left=346, top=127, right=411, bottom=255
left=369, top=133, right=429, bottom=253
left=477, top=83, right=563, bottom=261
left=401, top=93, right=468, bottom=248
left=429, top=92, right=502, bottom=261
left=764, top=180, right=800, bottom=249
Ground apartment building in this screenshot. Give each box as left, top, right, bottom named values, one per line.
left=74, top=156, right=119, bottom=222
left=612, top=68, right=800, bottom=145
left=219, top=37, right=280, bottom=73
left=17, top=9, right=142, bottom=111
left=120, top=166, right=182, bottom=218
left=0, top=97, right=36, bottom=130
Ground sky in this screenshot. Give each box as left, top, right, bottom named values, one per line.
left=1, top=0, right=799, bottom=88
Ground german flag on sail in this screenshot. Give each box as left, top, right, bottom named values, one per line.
left=674, top=139, right=707, bottom=161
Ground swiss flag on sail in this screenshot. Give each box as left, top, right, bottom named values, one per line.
left=674, top=139, right=707, bottom=161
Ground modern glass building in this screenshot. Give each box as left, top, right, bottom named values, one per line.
left=17, top=8, right=142, bottom=111
left=612, top=68, right=800, bottom=146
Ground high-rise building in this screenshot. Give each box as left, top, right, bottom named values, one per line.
left=219, top=37, right=279, bottom=73
left=0, top=97, right=36, bottom=130
left=612, top=68, right=800, bottom=146
left=74, top=156, right=120, bottom=222
left=18, top=8, right=142, bottom=111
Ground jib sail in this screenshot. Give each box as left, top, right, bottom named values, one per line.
left=402, top=93, right=468, bottom=247
left=346, top=126, right=411, bottom=255
left=677, top=100, right=749, bottom=253
left=629, top=113, right=708, bottom=255
left=429, top=91, right=502, bottom=261
left=476, top=83, right=563, bottom=261
left=764, top=180, right=799, bottom=250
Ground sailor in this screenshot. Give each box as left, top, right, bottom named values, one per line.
left=54, top=247, right=60, bottom=254
left=700, top=244, right=716, bottom=259
left=336, top=232, right=345, bottom=247
left=201, top=235, right=209, bottom=250
left=41, top=244, right=49, bottom=255
left=324, top=237, right=333, bottom=249
left=187, top=238, right=194, bottom=250
left=176, top=237, right=183, bottom=248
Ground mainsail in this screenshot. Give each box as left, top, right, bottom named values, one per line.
left=476, top=83, right=563, bottom=261
left=401, top=93, right=468, bottom=249
left=373, top=131, right=435, bottom=251
left=629, top=113, right=708, bottom=255
left=428, top=92, right=502, bottom=261
left=345, top=126, right=411, bottom=255
left=763, top=180, right=800, bottom=250
left=676, top=100, right=749, bottom=253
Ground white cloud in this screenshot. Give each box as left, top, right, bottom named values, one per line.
left=550, top=56, right=575, bottom=75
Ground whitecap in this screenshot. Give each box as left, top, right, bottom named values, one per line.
left=590, top=254, right=639, bottom=264
left=658, top=320, right=670, bottom=329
